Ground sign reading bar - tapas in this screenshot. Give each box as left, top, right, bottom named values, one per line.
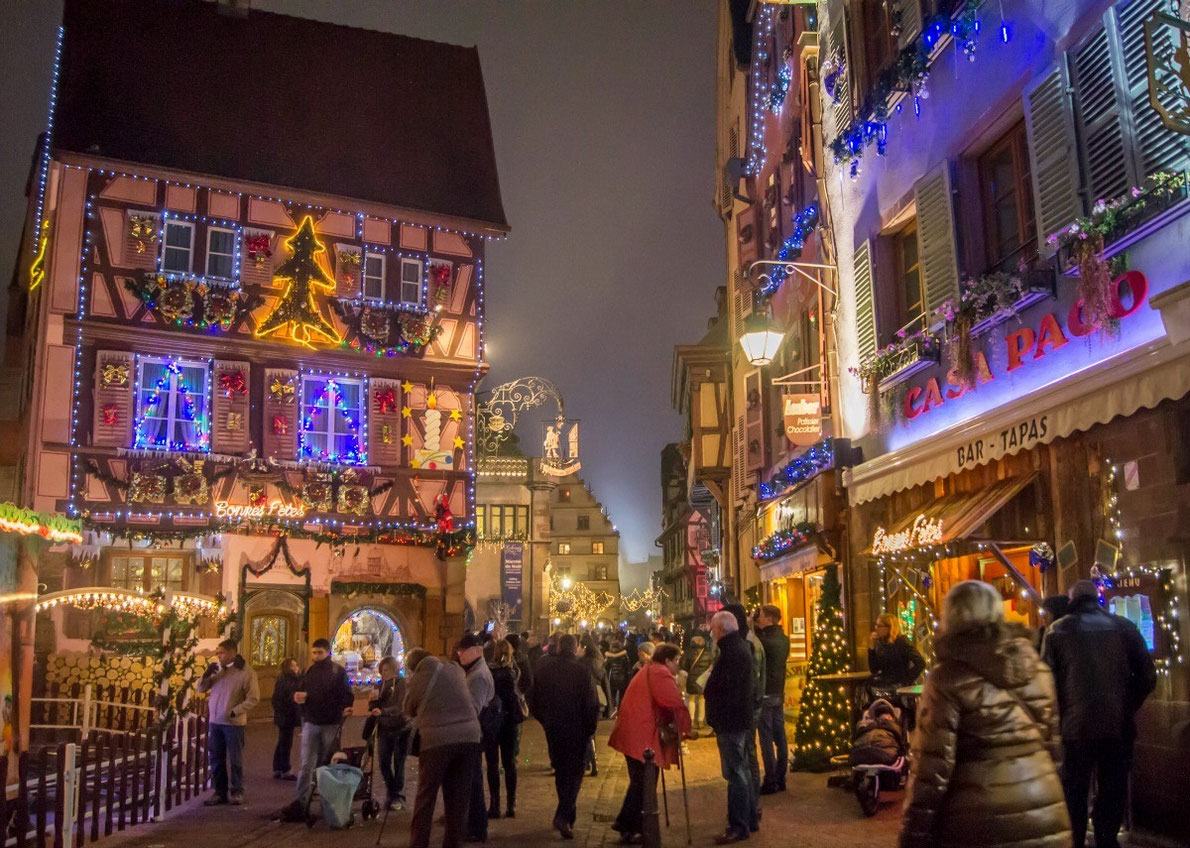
left=214, top=499, right=307, bottom=521
left=783, top=394, right=822, bottom=447
left=871, top=514, right=945, bottom=555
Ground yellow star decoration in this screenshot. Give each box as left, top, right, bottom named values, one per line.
left=401, top=433, right=414, bottom=447
left=449, top=409, right=462, bottom=422
left=426, top=393, right=438, bottom=410
left=401, top=381, right=414, bottom=394
left=401, top=406, right=412, bottom=418
left=453, top=436, right=465, bottom=450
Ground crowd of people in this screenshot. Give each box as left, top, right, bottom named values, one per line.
left=193, top=577, right=1156, bottom=848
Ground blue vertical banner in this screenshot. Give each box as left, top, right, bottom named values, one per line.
left=502, top=542, right=524, bottom=620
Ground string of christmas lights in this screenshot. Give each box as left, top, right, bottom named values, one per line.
left=299, top=374, right=367, bottom=465
left=758, top=437, right=835, bottom=501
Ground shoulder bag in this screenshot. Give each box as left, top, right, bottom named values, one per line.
left=408, top=661, right=443, bottom=757
left=646, top=666, right=680, bottom=750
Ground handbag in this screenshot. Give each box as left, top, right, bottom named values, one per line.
left=646, top=666, right=680, bottom=750
left=409, top=661, right=443, bottom=757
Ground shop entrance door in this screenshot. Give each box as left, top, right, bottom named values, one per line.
left=243, top=589, right=306, bottom=718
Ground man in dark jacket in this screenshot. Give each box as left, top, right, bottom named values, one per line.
left=704, top=611, right=756, bottom=844
left=529, top=633, right=599, bottom=839
left=1042, top=580, right=1157, bottom=848
left=754, top=604, right=790, bottom=793
left=283, top=638, right=355, bottom=817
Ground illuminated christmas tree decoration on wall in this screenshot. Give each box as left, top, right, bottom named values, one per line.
left=255, top=215, right=343, bottom=348
left=132, top=356, right=211, bottom=453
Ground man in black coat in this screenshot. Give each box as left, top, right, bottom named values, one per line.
left=281, top=638, right=355, bottom=819
left=704, top=611, right=756, bottom=844
left=529, top=633, right=599, bottom=839
left=754, top=604, right=791, bottom=794
left=1043, top=580, right=1157, bottom=848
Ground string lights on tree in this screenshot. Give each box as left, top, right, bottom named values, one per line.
left=792, top=563, right=852, bottom=770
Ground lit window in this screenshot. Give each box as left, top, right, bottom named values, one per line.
left=111, top=554, right=185, bottom=592
left=134, top=357, right=210, bottom=452
left=363, top=253, right=386, bottom=300
left=162, top=221, right=194, bottom=274
left=300, top=374, right=366, bottom=464
left=559, top=542, right=571, bottom=555
left=476, top=506, right=486, bottom=538
left=592, top=542, right=605, bottom=555
left=559, top=489, right=571, bottom=503
left=400, top=259, right=423, bottom=305
left=206, top=227, right=237, bottom=279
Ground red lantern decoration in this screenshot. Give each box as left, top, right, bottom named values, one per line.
left=102, top=404, right=119, bottom=426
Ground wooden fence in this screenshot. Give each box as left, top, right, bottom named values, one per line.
left=2, top=712, right=209, bottom=847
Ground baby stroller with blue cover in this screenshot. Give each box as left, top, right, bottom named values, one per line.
left=303, top=719, right=381, bottom=829
left=847, top=698, right=909, bottom=816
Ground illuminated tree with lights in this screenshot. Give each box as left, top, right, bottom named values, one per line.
left=793, top=562, right=852, bottom=770
left=256, top=216, right=342, bottom=348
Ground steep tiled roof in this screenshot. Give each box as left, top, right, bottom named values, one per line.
left=54, top=0, right=508, bottom=229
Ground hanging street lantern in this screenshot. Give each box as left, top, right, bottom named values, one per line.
left=739, top=311, right=784, bottom=366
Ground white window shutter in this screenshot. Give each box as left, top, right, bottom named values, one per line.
left=1072, top=23, right=1136, bottom=204
left=1113, top=0, right=1190, bottom=178
left=914, top=164, right=960, bottom=319
left=853, top=239, right=876, bottom=362
left=897, top=0, right=924, bottom=50
left=1024, top=60, right=1085, bottom=253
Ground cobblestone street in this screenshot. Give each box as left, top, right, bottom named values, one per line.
left=96, top=717, right=897, bottom=847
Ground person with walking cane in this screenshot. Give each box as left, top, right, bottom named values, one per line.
left=608, top=644, right=692, bottom=845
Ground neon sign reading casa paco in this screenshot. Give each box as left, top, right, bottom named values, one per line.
left=872, top=514, right=944, bottom=556
left=902, top=271, right=1148, bottom=419
left=214, top=499, right=307, bottom=520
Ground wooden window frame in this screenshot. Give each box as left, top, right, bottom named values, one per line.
left=978, top=119, right=1038, bottom=274
left=135, top=356, right=211, bottom=453
left=299, top=373, right=367, bottom=465
left=893, top=219, right=925, bottom=337
left=577, top=514, right=590, bottom=531
left=592, top=541, right=605, bottom=555
left=362, top=252, right=386, bottom=301
left=558, top=542, right=571, bottom=555
left=399, top=258, right=423, bottom=306
left=205, top=226, right=238, bottom=281
left=161, top=220, right=194, bottom=275
left=103, top=550, right=190, bottom=593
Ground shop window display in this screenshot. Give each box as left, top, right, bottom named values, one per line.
left=333, top=608, right=406, bottom=688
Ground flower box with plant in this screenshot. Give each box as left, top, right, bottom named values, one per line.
left=1049, top=171, right=1188, bottom=333
left=850, top=328, right=941, bottom=393
left=752, top=521, right=818, bottom=563
left=934, top=266, right=1057, bottom=388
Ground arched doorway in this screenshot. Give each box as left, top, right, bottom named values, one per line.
left=243, top=588, right=306, bottom=714
left=332, top=607, right=407, bottom=688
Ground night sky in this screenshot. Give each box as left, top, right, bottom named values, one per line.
left=0, top=1, right=725, bottom=587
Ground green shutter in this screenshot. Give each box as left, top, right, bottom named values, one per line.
left=1024, top=60, right=1085, bottom=251
left=914, top=164, right=959, bottom=320
left=1114, top=0, right=1190, bottom=178
left=1072, top=22, right=1136, bottom=203
left=853, top=239, right=876, bottom=362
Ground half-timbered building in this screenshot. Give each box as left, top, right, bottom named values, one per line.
left=7, top=0, right=507, bottom=706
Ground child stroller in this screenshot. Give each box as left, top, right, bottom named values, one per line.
left=303, top=718, right=382, bottom=828
left=847, top=698, right=909, bottom=816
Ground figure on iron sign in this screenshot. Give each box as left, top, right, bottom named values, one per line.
left=541, top=415, right=581, bottom=476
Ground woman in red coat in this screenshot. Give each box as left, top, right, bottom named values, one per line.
left=608, top=644, right=693, bottom=844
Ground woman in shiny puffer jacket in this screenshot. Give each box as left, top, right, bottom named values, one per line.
left=898, top=580, right=1072, bottom=848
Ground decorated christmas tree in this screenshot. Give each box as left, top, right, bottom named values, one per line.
left=792, top=562, right=852, bottom=770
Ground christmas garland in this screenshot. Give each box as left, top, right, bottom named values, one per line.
left=752, top=521, right=818, bottom=563
left=828, top=1, right=984, bottom=176
left=0, top=502, right=83, bottom=544
left=125, top=274, right=259, bottom=331
left=330, top=581, right=428, bottom=600
left=329, top=301, right=443, bottom=359
left=758, top=438, right=835, bottom=500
